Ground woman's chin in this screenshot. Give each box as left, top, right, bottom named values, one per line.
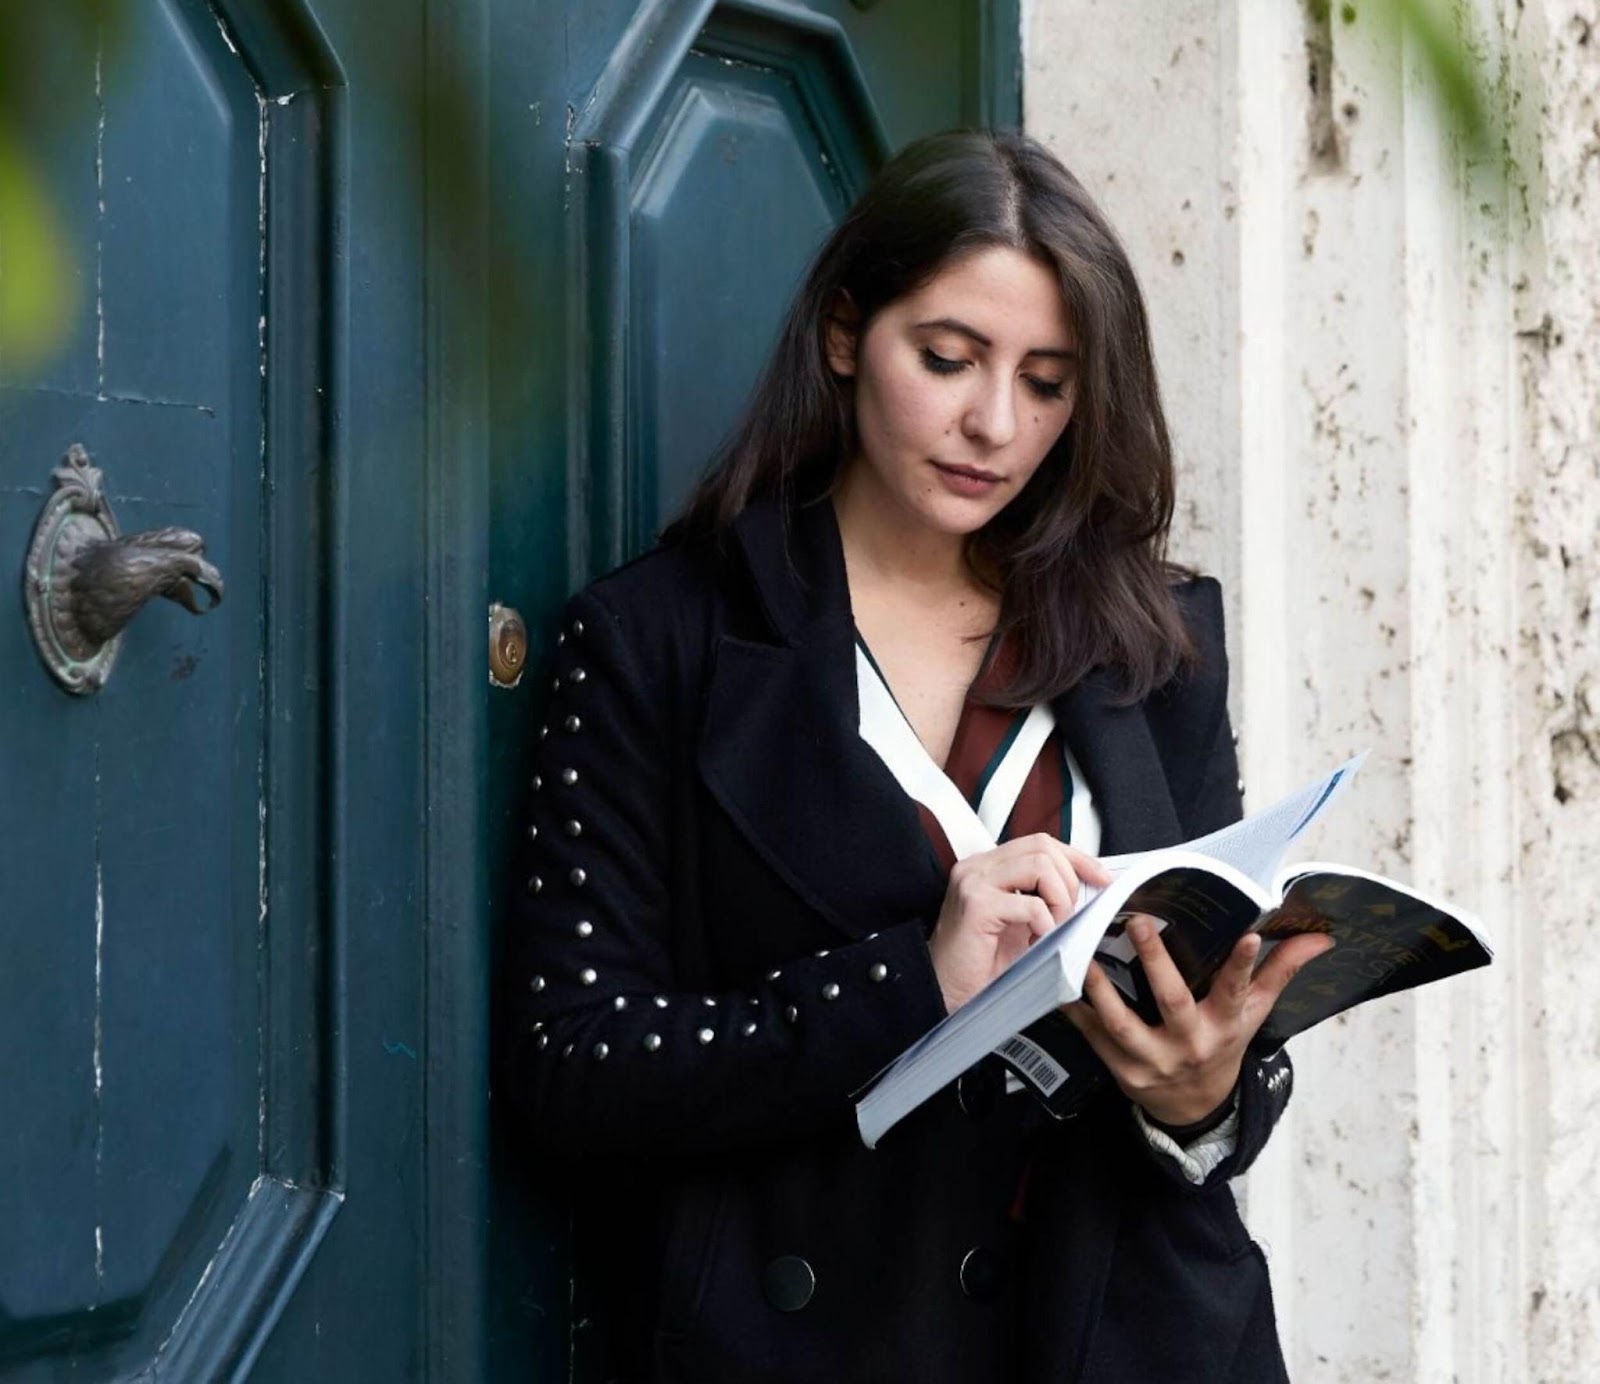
left=908, top=489, right=1004, bottom=537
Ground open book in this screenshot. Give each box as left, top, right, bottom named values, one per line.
left=852, top=753, right=1493, bottom=1149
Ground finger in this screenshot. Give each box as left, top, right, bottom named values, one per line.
left=1034, top=854, right=1081, bottom=922
left=988, top=888, right=1059, bottom=944
left=1081, top=960, right=1160, bottom=1064
left=978, top=848, right=1079, bottom=922
left=1246, top=933, right=1336, bottom=1017
left=1020, top=833, right=1113, bottom=892
left=991, top=900, right=1055, bottom=975
left=1204, top=931, right=1263, bottom=1020
left=1125, top=914, right=1198, bottom=1030
left=1059, top=998, right=1089, bottom=1028
left=1060, top=842, right=1114, bottom=888
left=1062, top=995, right=1143, bottom=1083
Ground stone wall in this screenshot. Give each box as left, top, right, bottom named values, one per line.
left=1024, top=0, right=1599, bottom=1377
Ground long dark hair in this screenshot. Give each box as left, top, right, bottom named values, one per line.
left=659, top=126, right=1200, bottom=706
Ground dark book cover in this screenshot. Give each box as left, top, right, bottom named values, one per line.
left=991, top=865, right=1490, bottom=1120
left=1254, top=871, right=1490, bottom=1046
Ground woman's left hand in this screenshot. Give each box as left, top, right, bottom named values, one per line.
left=1059, top=914, right=1335, bottom=1127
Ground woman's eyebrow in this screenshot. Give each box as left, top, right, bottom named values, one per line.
left=914, top=316, right=1078, bottom=361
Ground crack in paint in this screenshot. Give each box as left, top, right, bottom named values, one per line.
left=211, top=7, right=240, bottom=56
left=95, top=32, right=105, bottom=394
left=0, top=383, right=217, bottom=414
left=253, top=74, right=270, bottom=1171
left=93, top=729, right=105, bottom=1303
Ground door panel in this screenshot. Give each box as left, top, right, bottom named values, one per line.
left=630, top=12, right=887, bottom=541
left=1, top=0, right=341, bottom=1376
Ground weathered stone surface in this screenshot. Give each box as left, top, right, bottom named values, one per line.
left=1026, top=0, right=1599, bottom=1378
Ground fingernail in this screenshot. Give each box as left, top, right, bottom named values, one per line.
left=1129, top=917, right=1150, bottom=942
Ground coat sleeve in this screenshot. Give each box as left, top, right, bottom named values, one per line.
left=499, top=584, right=952, bottom=1162
left=1124, top=576, right=1296, bottom=1190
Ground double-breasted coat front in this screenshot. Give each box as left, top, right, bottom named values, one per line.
left=501, top=490, right=1296, bottom=1383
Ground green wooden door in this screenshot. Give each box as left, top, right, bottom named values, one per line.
left=0, top=0, right=491, bottom=1377
left=0, top=0, right=1013, bottom=1378
left=484, top=2, right=1020, bottom=1377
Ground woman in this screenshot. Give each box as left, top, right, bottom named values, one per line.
left=501, top=128, right=1332, bottom=1382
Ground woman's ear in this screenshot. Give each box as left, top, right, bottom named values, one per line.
left=823, top=289, right=861, bottom=377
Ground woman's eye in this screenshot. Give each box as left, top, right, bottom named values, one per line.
left=920, top=347, right=1068, bottom=403
left=919, top=347, right=966, bottom=375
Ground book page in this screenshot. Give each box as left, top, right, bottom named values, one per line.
left=1152, top=751, right=1367, bottom=889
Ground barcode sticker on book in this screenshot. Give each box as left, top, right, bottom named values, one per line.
left=995, top=1033, right=1068, bottom=1096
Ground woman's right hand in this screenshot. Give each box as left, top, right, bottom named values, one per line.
left=928, top=835, right=1113, bottom=1014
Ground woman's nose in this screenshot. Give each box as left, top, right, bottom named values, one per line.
left=961, top=373, right=1018, bottom=449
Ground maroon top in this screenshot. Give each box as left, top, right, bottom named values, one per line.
left=854, top=625, right=1076, bottom=875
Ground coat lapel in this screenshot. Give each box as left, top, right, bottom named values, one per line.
left=696, top=491, right=1186, bottom=945
left=697, top=493, right=950, bottom=942
left=1051, top=668, right=1183, bottom=856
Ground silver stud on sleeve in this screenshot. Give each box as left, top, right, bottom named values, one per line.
left=527, top=824, right=538, bottom=843
left=569, top=867, right=587, bottom=887
left=767, top=968, right=782, bottom=981
left=654, top=995, right=669, bottom=1008
left=532, top=774, right=542, bottom=791
left=565, top=819, right=583, bottom=838
left=579, top=967, right=598, bottom=987
left=785, top=1005, right=799, bottom=1024
left=527, top=875, right=543, bottom=895
left=697, top=1027, right=715, bottom=1045
left=702, top=996, right=717, bottom=1007
left=593, top=1041, right=609, bottom=1061
left=569, top=667, right=587, bottom=684
left=536, top=1032, right=549, bottom=1049
left=821, top=982, right=840, bottom=1001
left=643, top=1032, right=662, bottom=1052
left=815, top=949, right=830, bottom=959
left=565, top=715, right=581, bottom=733
left=576, top=920, right=593, bottom=938
left=572, top=619, right=584, bottom=637
left=530, top=975, right=546, bottom=993
left=561, top=767, right=579, bottom=787
left=556, top=631, right=566, bottom=646
left=742, top=1020, right=758, bottom=1037
left=539, top=725, right=549, bottom=739
left=612, top=995, right=628, bottom=1011
left=868, top=963, right=888, bottom=983
left=561, top=1042, right=575, bottom=1059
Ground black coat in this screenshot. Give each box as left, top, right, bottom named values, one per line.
left=501, top=491, right=1295, bottom=1383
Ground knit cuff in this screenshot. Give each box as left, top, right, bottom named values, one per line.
left=1132, top=1090, right=1242, bottom=1186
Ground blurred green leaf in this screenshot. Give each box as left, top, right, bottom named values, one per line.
left=1383, top=0, right=1495, bottom=159
left=0, top=121, right=80, bottom=369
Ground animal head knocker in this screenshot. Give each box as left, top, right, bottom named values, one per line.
left=22, top=444, right=225, bottom=694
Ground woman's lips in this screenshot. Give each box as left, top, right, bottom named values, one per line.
left=930, top=460, right=1003, bottom=496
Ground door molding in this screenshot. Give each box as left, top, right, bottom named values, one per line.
left=118, top=0, right=345, bottom=1375
left=563, top=0, right=890, bottom=580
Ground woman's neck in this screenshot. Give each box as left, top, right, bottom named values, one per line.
left=829, top=461, right=979, bottom=599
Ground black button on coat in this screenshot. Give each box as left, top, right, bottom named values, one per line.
left=500, top=492, right=1296, bottom=1384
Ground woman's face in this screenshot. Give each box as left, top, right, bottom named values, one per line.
left=825, top=244, right=1078, bottom=540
